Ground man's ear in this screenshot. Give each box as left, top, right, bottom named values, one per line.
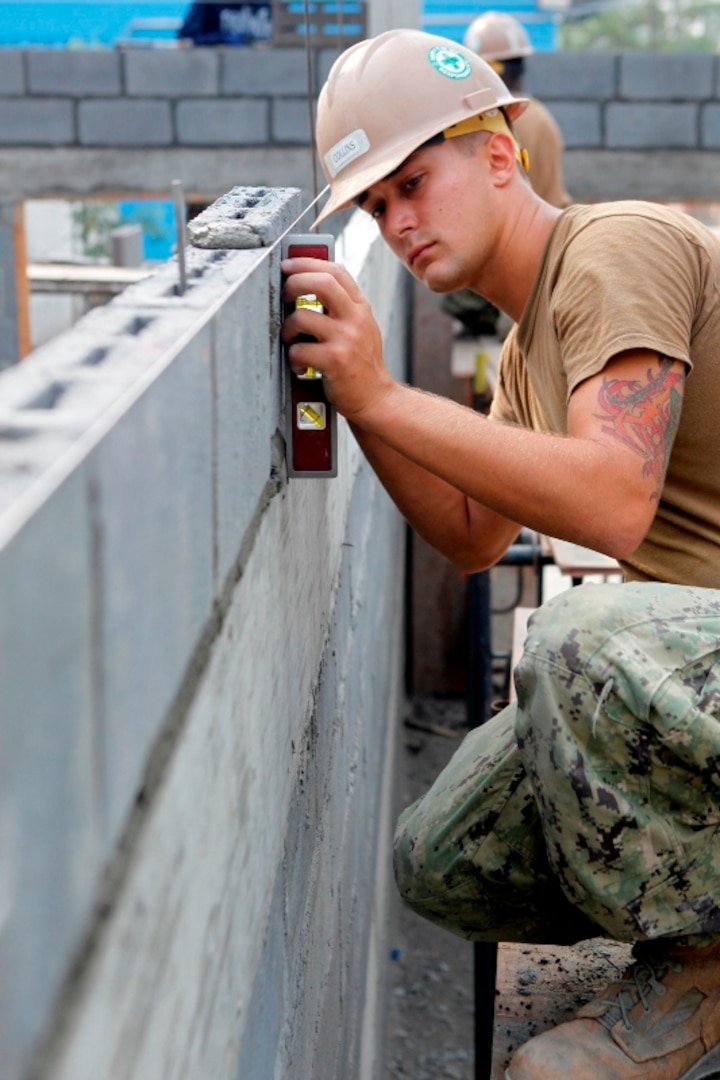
left=485, top=131, right=519, bottom=186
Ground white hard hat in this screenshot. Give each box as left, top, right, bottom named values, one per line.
left=463, top=11, right=533, bottom=62
left=313, top=28, right=528, bottom=228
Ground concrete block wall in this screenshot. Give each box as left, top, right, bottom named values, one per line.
left=525, top=51, right=717, bottom=148
left=525, top=50, right=720, bottom=199
left=0, top=46, right=339, bottom=148
left=2, top=47, right=720, bottom=203
left=0, top=45, right=718, bottom=155
left=0, top=189, right=407, bottom=1080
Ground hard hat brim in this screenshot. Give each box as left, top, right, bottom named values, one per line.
left=312, top=96, right=529, bottom=230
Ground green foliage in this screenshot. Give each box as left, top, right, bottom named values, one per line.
left=70, top=200, right=119, bottom=260
left=559, top=0, right=720, bottom=50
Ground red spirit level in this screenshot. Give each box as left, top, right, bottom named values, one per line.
left=282, top=234, right=337, bottom=478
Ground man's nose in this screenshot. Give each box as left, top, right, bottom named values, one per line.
left=384, top=200, right=417, bottom=239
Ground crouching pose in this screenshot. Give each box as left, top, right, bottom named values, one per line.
left=281, top=28, right=720, bottom=1079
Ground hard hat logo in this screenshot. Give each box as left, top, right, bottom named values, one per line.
left=428, top=46, right=472, bottom=80
left=325, top=128, right=371, bottom=179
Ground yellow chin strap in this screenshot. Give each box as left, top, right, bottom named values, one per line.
left=442, top=111, right=530, bottom=174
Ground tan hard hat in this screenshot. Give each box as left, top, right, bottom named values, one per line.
left=313, top=28, right=528, bottom=228
left=463, top=11, right=533, bottom=62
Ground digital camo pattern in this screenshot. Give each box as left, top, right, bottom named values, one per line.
left=394, top=582, right=720, bottom=947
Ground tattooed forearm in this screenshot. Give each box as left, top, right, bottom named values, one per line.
left=594, top=355, right=684, bottom=501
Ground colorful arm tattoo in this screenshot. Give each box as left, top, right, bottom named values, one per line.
left=593, top=355, right=684, bottom=501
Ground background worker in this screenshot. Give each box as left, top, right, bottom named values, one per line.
left=282, top=28, right=720, bottom=1080
left=464, top=9, right=571, bottom=209
left=443, top=9, right=571, bottom=336
left=177, top=0, right=271, bottom=45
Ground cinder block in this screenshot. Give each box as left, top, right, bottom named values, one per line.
left=607, top=102, right=698, bottom=149
left=0, top=99, right=74, bottom=144
left=111, top=245, right=247, bottom=306
left=0, top=358, right=85, bottom=513
left=525, top=52, right=616, bottom=100
left=0, top=268, right=235, bottom=510
left=78, top=99, right=172, bottom=145
left=211, top=272, right=278, bottom=588
left=701, top=103, right=720, bottom=148
left=0, top=464, right=100, bottom=1080
left=187, top=185, right=301, bottom=249
left=176, top=98, right=268, bottom=144
left=125, top=47, right=219, bottom=97
left=91, top=328, right=215, bottom=847
left=222, top=47, right=308, bottom=95
left=0, top=51, right=25, bottom=94
left=25, top=297, right=202, bottom=393
left=620, top=51, right=714, bottom=101
left=272, top=97, right=314, bottom=143
left=547, top=102, right=602, bottom=149
left=27, top=49, right=121, bottom=96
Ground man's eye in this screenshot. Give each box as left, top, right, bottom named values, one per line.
left=370, top=202, right=385, bottom=220
left=403, top=174, right=423, bottom=193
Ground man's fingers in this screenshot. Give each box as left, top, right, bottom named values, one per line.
left=285, top=338, right=326, bottom=375
left=281, top=305, right=327, bottom=347
left=281, top=257, right=366, bottom=308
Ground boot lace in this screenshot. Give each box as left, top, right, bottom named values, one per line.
left=596, top=954, right=683, bottom=1033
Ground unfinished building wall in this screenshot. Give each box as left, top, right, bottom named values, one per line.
left=0, top=188, right=408, bottom=1080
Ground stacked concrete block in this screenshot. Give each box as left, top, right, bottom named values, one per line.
left=519, top=50, right=720, bottom=200
left=525, top=50, right=720, bottom=151
left=0, top=45, right=338, bottom=148
left=1, top=46, right=720, bottom=205
left=0, top=189, right=406, bottom=1080
left=0, top=46, right=717, bottom=157
left=125, top=48, right=220, bottom=97
left=27, top=50, right=122, bottom=95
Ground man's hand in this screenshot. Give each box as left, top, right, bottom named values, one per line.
left=281, top=257, right=397, bottom=424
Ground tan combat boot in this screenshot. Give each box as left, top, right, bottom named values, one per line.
left=505, top=942, right=720, bottom=1080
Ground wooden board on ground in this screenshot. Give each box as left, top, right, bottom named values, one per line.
left=491, top=939, right=633, bottom=1078
left=541, top=535, right=622, bottom=580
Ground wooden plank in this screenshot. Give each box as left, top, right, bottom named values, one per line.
left=14, top=202, right=31, bottom=360
left=492, top=940, right=633, bottom=1078
left=542, top=535, right=622, bottom=578
left=27, top=262, right=152, bottom=295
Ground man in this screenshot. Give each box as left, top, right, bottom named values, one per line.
left=443, top=10, right=571, bottom=335
left=281, top=28, right=720, bottom=1080
left=464, top=9, right=571, bottom=208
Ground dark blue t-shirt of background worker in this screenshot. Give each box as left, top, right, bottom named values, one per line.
left=178, top=2, right=272, bottom=45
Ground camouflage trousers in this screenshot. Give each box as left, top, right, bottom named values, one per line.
left=394, top=581, right=720, bottom=947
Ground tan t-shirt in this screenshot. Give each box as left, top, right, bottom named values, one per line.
left=490, top=201, right=720, bottom=588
